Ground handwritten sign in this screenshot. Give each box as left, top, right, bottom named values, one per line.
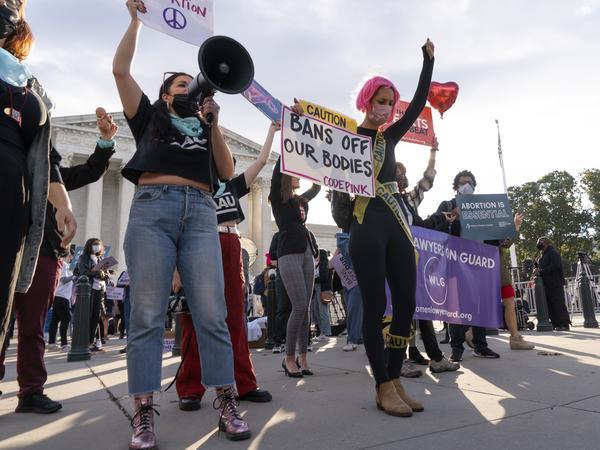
left=139, top=0, right=213, bottom=47
left=280, top=106, right=374, bottom=197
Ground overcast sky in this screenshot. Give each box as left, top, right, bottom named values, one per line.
left=24, top=0, right=600, bottom=225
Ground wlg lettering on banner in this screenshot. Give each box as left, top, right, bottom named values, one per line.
left=138, top=0, right=213, bottom=47
left=280, top=106, right=375, bottom=197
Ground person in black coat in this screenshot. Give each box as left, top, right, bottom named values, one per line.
left=536, top=237, right=570, bottom=330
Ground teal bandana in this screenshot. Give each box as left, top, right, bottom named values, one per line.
left=0, top=47, right=32, bottom=87
left=169, top=114, right=202, bottom=137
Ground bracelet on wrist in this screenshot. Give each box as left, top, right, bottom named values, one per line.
left=97, top=137, right=115, bottom=149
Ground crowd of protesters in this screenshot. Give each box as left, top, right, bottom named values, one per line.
left=0, top=1, right=583, bottom=449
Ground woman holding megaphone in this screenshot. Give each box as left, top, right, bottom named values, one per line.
left=113, top=1, right=250, bottom=447
left=347, top=39, right=435, bottom=417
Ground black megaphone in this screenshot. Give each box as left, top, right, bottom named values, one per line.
left=188, top=35, right=255, bottom=123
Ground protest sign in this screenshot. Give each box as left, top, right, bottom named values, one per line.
left=138, top=0, right=213, bottom=47
left=458, top=193, right=517, bottom=241
left=117, top=271, right=130, bottom=287
left=106, top=286, right=125, bottom=301
left=241, top=80, right=283, bottom=123
left=298, top=100, right=357, bottom=133
left=330, top=253, right=358, bottom=290
left=280, top=106, right=375, bottom=197
left=382, top=100, right=434, bottom=146
left=411, top=227, right=502, bottom=327
left=93, top=256, right=119, bottom=272
left=384, top=227, right=503, bottom=328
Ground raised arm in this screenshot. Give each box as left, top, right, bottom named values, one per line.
left=300, top=183, right=321, bottom=202
left=113, top=1, right=145, bottom=119
left=384, top=39, right=435, bottom=144
left=269, top=157, right=283, bottom=204
left=406, top=136, right=438, bottom=208
left=244, top=122, right=280, bottom=187
left=60, top=108, right=118, bottom=191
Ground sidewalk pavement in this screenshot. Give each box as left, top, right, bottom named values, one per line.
left=1, top=319, right=599, bottom=450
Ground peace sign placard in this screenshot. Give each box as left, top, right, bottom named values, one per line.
left=139, top=0, right=213, bottom=47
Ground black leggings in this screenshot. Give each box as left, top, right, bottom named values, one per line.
left=89, top=289, right=104, bottom=344
left=49, top=296, right=71, bottom=346
left=350, top=198, right=416, bottom=386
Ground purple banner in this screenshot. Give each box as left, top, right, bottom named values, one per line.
left=241, top=80, right=283, bottom=123
left=411, top=227, right=503, bottom=328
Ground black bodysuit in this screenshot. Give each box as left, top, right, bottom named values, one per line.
left=349, top=47, right=434, bottom=386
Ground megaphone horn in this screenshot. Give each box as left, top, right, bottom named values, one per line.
left=188, top=35, right=255, bottom=123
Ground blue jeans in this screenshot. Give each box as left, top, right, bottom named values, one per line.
left=311, top=284, right=331, bottom=336
left=124, top=185, right=234, bottom=395
left=336, top=233, right=363, bottom=345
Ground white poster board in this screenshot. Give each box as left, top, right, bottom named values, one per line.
left=139, top=0, right=213, bottom=47
left=280, top=106, right=375, bottom=197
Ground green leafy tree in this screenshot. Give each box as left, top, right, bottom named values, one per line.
left=508, top=171, right=593, bottom=268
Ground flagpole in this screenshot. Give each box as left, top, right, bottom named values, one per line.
left=495, top=119, right=519, bottom=279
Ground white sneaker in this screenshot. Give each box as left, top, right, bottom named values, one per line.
left=343, top=343, right=358, bottom=352
left=61, top=345, right=71, bottom=352
left=46, top=344, right=60, bottom=351
left=429, top=356, right=460, bottom=373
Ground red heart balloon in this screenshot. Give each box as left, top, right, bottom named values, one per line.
left=428, top=82, right=459, bottom=118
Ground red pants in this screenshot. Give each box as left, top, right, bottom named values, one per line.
left=176, top=233, right=258, bottom=399
left=0, top=256, right=61, bottom=397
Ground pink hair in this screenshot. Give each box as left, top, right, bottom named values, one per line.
left=355, top=75, right=400, bottom=125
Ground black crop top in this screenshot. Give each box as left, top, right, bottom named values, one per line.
left=122, top=93, right=219, bottom=190
left=356, top=47, right=434, bottom=184
left=214, top=173, right=249, bottom=224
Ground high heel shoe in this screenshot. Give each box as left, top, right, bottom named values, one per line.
left=295, top=357, right=313, bottom=376
left=281, top=360, right=303, bottom=378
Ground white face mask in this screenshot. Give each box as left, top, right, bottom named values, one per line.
left=92, top=245, right=101, bottom=254
left=457, top=183, right=475, bottom=195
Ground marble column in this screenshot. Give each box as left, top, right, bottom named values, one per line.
left=84, top=177, right=103, bottom=240
left=251, top=184, right=262, bottom=271
left=238, top=195, right=249, bottom=237
left=117, top=165, right=135, bottom=271
left=260, top=178, right=272, bottom=270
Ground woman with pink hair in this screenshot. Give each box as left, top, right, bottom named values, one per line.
left=348, top=39, right=434, bottom=417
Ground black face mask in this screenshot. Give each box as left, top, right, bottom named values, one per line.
left=536, top=243, right=544, bottom=251
left=170, top=94, right=200, bottom=118
left=0, top=5, right=19, bottom=39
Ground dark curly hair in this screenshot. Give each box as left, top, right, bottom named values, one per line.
left=452, top=170, right=477, bottom=191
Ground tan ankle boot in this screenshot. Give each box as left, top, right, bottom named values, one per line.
left=392, top=378, right=424, bottom=412
left=376, top=381, right=413, bottom=417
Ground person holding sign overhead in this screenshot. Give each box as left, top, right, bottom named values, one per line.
left=348, top=39, right=434, bottom=417
left=270, top=107, right=321, bottom=378
left=113, top=1, right=251, bottom=447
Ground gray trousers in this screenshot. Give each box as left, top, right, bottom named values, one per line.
left=278, top=246, right=315, bottom=356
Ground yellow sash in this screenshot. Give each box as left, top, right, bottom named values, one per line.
left=353, top=132, right=416, bottom=253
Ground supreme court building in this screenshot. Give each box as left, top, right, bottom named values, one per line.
left=52, top=112, right=339, bottom=275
